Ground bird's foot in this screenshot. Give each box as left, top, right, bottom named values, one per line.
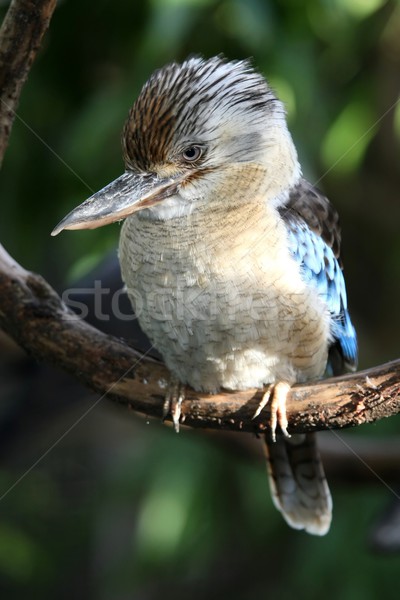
left=163, top=377, right=185, bottom=433
left=253, top=381, right=291, bottom=442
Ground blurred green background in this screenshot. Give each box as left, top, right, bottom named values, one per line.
left=1, top=0, right=400, bottom=598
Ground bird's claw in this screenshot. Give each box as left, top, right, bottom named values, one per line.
left=163, top=378, right=185, bottom=433
left=252, top=381, right=291, bottom=442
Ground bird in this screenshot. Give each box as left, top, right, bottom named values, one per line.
left=52, top=56, right=357, bottom=535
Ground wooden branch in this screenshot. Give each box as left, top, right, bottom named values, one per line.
left=0, top=0, right=57, bottom=166
left=1, top=243, right=400, bottom=435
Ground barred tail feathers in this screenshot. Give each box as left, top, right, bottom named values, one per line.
left=263, top=433, right=332, bottom=536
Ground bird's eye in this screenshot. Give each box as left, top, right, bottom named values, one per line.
left=182, top=145, right=203, bottom=163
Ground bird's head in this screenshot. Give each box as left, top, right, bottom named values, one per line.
left=52, top=56, right=301, bottom=235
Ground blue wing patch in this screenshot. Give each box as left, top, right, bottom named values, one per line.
left=285, top=221, right=358, bottom=373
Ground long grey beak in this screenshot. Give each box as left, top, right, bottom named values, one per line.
left=51, top=171, right=183, bottom=236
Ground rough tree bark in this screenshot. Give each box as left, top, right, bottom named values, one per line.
left=0, top=0, right=57, bottom=167
left=0, top=0, right=399, bottom=437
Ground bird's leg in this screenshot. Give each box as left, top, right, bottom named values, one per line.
left=253, top=381, right=292, bottom=442
left=162, top=376, right=185, bottom=433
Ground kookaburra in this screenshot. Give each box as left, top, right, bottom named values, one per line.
left=52, top=56, right=357, bottom=535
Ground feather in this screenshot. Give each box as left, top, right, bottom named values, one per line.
left=279, top=179, right=358, bottom=372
